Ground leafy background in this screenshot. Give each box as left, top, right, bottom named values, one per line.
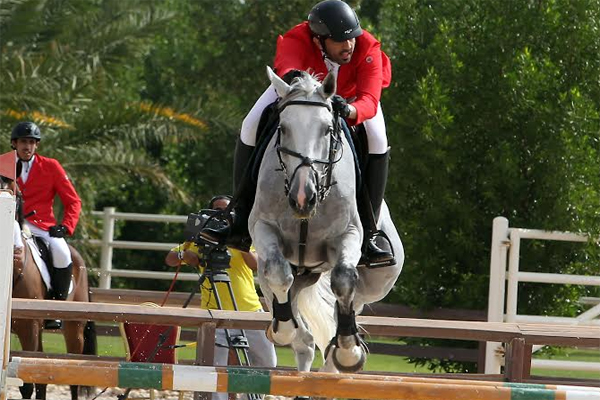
left=1, top=0, right=598, bottom=372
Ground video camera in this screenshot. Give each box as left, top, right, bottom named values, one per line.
left=184, top=209, right=231, bottom=271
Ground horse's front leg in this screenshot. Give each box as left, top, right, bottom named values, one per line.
left=253, top=221, right=298, bottom=347
left=327, top=227, right=365, bottom=373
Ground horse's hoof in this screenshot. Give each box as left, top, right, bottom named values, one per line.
left=331, top=344, right=366, bottom=373
left=266, top=319, right=296, bottom=346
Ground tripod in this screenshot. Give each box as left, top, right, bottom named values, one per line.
left=117, top=259, right=260, bottom=400
left=199, top=266, right=255, bottom=370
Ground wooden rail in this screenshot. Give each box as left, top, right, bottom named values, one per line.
left=11, top=299, right=600, bottom=383
left=8, top=357, right=600, bottom=400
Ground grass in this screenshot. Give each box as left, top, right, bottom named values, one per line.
left=11, top=331, right=599, bottom=379
left=10, top=332, right=430, bottom=374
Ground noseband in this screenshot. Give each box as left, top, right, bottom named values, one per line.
left=275, top=99, right=343, bottom=203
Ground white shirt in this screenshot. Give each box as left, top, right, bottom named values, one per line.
left=18, top=155, right=35, bottom=183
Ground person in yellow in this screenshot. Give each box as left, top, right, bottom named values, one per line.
left=165, top=195, right=276, bottom=400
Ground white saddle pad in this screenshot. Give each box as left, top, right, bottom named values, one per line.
left=25, top=237, right=52, bottom=290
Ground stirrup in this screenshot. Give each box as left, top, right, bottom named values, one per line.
left=358, top=230, right=396, bottom=268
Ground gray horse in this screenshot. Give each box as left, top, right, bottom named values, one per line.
left=249, top=67, right=404, bottom=374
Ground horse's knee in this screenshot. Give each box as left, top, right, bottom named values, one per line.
left=331, top=264, right=358, bottom=305
left=263, top=255, right=294, bottom=303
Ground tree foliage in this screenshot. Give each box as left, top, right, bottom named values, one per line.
left=1, top=0, right=598, bottom=370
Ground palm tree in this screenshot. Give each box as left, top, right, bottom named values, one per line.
left=0, top=0, right=239, bottom=271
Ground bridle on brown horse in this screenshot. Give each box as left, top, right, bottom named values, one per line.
left=0, top=176, right=29, bottom=288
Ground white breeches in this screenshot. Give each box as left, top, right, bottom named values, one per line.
left=25, top=222, right=72, bottom=269
left=240, top=84, right=388, bottom=154
left=13, top=220, right=24, bottom=249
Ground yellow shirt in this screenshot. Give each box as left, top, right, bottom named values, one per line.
left=171, top=242, right=262, bottom=312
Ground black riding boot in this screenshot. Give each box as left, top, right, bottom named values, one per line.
left=360, top=151, right=395, bottom=266
left=199, top=138, right=254, bottom=252
left=45, top=263, right=73, bottom=330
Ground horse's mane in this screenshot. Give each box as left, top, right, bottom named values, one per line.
left=282, top=71, right=323, bottom=104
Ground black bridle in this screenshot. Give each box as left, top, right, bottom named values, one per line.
left=274, top=98, right=345, bottom=268
left=275, top=99, right=344, bottom=203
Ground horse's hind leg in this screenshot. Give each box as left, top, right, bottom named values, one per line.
left=13, top=320, right=42, bottom=399
left=354, top=211, right=405, bottom=312
left=63, top=321, right=85, bottom=399
left=35, top=334, right=48, bottom=399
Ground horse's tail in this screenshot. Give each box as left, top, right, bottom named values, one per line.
left=296, top=271, right=336, bottom=360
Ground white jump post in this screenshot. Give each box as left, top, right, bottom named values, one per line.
left=0, top=191, right=16, bottom=400
left=98, top=207, right=116, bottom=289
left=485, top=216, right=509, bottom=374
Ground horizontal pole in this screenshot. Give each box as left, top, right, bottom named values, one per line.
left=90, top=211, right=187, bottom=223
left=512, top=228, right=589, bottom=242
left=92, top=269, right=201, bottom=282
left=8, top=358, right=600, bottom=399
left=87, top=239, right=178, bottom=251
left=512, top=315, right=600, bottom=326
left=532, top=359, right=600, bottom=372
left=517, top=272, right=600, bottom=286
left=11, top=300, right=600, bottom=347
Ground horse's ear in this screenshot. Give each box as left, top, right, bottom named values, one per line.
left=318, top=72, right=336, bottom=99
left=267, top=66, right=290, bottom=98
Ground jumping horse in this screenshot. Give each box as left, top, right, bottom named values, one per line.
left=250, top=68, right=404, bottom=375
left=1, top=176, right=97, bottom=400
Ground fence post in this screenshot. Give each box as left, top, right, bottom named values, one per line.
left=98, top=207, right=116, bottom=289
left=505, top=230, right=521, bottom=323
left=0, top=192, right=16, bottom=400
left=485, top=216, right=509, bottom=374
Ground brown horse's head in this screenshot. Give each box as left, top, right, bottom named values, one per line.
left=0, top=175, right=24, bottom=226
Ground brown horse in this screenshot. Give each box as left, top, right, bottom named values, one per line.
left=2, top=176, right=97, bottom=400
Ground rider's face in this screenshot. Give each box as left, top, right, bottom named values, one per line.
left=314, top=37, right=356, bottom=65
left=12, top=138, right=39, bottom=161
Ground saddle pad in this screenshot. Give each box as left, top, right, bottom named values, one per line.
left=26, top=237, right=51, bottom=290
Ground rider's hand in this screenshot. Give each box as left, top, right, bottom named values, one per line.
left=49, top=224, right=67, bottom=238
left=331, top=95, right=351, bottom=118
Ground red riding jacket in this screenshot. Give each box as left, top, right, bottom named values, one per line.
left=274, top=22, right=392, bottom=125
left=17, top=154, right=81, bottom=235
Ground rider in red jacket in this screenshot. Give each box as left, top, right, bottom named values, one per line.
left=11, top=121, right=82, bottom=328
left=202, top=0, right=394, bottom=265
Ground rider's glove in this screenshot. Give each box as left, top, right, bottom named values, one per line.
left=331, top=95, right=351, bottom=118
left=49, top=224, right=67, bottom=238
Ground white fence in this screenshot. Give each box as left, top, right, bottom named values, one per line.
left=0, top=191, right=16, bottom=400
left=88, top=207, right=195, bottom=289
left=43, top=208, right=600, bottom=375
left=486, top=216, right=600, bottom=374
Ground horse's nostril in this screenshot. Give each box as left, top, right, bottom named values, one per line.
left=289, top=197, right=298, bottom=209
left=308, top=193, right=317, bottom=207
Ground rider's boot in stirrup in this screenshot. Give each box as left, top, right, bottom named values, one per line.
left=45, top=263, right=73, bottom=330
left=199, top=138, right=254, bottom=252
left=361, top=150, right=395, bottom=266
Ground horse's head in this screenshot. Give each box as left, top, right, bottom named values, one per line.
left=267, top=66, right=340, bottom=219
left=1, top=175, right=24, bottom=226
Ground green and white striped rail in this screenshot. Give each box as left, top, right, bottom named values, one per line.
left=7, top=357, right=600, bottom=400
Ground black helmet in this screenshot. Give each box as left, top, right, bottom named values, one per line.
left=11, top=122, right=41, bottom=141
left=308, top=0, right=362, bottom=42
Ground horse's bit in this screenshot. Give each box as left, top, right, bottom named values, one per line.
left=275, top=99, right=344, bottom=203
